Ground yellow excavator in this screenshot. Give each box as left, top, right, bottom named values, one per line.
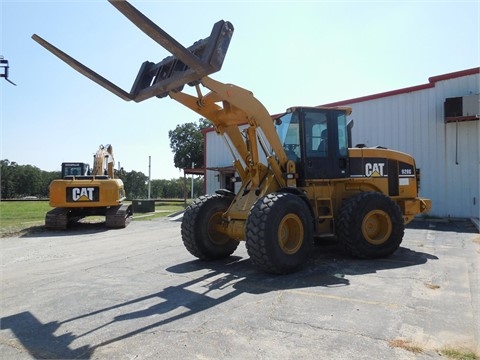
left=46, top=144, right=132, bottom=230
left=33, top=0, right=430, bottom=272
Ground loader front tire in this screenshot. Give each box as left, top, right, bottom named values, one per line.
left=181, top=194, right=239, bottom=260
left=337, top=192, right=404, bottom=258
left=245, top=192, right=313, bottom=274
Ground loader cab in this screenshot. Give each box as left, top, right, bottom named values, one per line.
left=276, top=107, right=351, bottom=181
left=61, top=162, right=90, bottom=178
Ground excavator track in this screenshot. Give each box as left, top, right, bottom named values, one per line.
left=45, top=208, right=69, bottom=230
left=105, top=204, right=133, bottom=229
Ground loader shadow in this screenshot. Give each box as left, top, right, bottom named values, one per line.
left=310, top=238, right=439, bottom=276
left=407, top=218, right=478, bottom=234
left=1, top=245, right=436, bottom=359
left=168, top=241, right=438, bottom=294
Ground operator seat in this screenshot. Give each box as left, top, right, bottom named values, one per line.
left=317, top=129, right=328, bottom=155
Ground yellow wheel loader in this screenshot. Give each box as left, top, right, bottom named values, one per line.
left=46, top=144, right=132, bottom=230
left=33, top=0, right=430, bottom=272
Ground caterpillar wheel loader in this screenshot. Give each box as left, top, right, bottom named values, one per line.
left=33, top=0, right=430, bottom=272
left=45, top=144, right=132, bottom=230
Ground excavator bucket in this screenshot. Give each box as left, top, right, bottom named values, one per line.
left=32, top=0, right=233, bottom=102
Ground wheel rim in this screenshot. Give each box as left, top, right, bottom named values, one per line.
left=207, top=210, right=229, bottom=245
left=277, top=213, right=304, bottom=254
left=361, top=210, right=392, bottom=245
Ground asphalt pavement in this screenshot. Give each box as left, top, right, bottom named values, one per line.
left=0, top=217, right=479, bottom=359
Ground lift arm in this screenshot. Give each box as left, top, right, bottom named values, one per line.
left=168, top=77, right=294, bottom=186
left=32, top=0, right=294, bottom=193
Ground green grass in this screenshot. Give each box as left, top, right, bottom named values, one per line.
left=388, top=339, right=479, bottom=359
left=134, top=202, right=185, bottom=221
left=0, top=201, right=51, bottom=228
left=440, top=348, right=479, bottom=360
left=0, top=200, right=185, bottom=237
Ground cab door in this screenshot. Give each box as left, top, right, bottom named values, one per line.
left=302, top=109, right=349, bottom=180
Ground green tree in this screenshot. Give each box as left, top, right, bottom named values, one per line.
left=14, top=164, right=42, bottom=197
left=0, top=160, right=59, bottom=198
left=124, top=170, right=148, bottom=199
left=192, top=176, right=204, bottom=198
left=168, top=118, right=211, bottom=170
left=149, top=179, right=165, bottom=199
left=0, top=160, right=17, bottom=198
left=41, top=171, right=61, bottom=198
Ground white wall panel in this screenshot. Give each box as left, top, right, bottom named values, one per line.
left=205, top=130, right=234, bottom=194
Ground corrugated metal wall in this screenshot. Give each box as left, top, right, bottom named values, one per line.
left=205, top=131, right=228, bottom=194
left=346, top=74, right=479, bottom=218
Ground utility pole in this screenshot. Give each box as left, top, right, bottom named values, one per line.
left=191, top=162, right=194, bottom=199
left=148, top=156, right=151, bottom=199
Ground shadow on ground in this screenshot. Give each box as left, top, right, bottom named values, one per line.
left=407, top=218, right=478, bottom=233
left=1, top=237, right=436, bottom=359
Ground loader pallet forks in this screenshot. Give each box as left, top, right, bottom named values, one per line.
left=33, top=0, right=430, bottom=273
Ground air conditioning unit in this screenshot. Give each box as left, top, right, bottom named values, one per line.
left=444, top=94, right=479, bottom=121
left=462, top=94, right=480, bottom=116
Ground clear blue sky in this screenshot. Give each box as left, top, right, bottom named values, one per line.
left=1, top=0, right=479, bottom=180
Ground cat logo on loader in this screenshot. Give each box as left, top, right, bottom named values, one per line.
left=365, top=162, right=386, bottom=177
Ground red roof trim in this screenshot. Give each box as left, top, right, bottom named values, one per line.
left=322, top=67, right=480, bottom=107
left=428, top=67, right=480, bottom=83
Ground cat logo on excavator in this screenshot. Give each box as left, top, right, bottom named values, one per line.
left=68, top=187, right=98, bottom=202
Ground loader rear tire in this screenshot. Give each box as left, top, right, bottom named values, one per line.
left=337, top=192, right=404, bottom=258
left=181, top=194, right=239, bottom=260
left=245, top=192, right=313, bottom=274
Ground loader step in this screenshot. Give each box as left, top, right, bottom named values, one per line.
left=315, top=197, right=333, bottom=220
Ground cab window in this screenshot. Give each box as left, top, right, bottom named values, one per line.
left=337, top=113, right=348, bottom=157
left=304, top=111, right=328, bottom=157
left=276, top=111, right=301, bottom=161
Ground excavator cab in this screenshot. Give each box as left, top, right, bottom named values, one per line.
left=61, top=162, right=90, bottom=178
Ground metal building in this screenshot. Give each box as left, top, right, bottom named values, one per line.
left=203, top=67, right=479, bottom=220
left=203, top=126, right=242, bottom=195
